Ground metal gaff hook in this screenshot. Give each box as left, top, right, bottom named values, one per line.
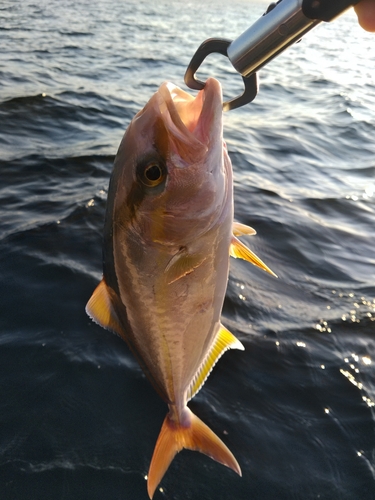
left=184, top=38, right=258, bottom=112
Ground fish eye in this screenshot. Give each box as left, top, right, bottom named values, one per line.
left=140, top=161, right=166, bottom=187
left=145, top=163, right=162, bottom=181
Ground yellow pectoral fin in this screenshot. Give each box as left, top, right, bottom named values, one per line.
left=230, top=236, right=277, bottom=278
left=232, top=221, right=256, bottom=236
left=186, top=324, right=244, bottom=402
left=85, top=279, right=122, bottom=336
left=164, top=248, right=206, bottom=284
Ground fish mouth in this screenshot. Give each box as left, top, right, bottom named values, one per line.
left=157, top=78, right=223, bottom=160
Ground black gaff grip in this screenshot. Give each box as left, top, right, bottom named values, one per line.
left=302, top=0, right=361, bottom=22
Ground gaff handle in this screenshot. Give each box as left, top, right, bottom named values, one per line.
left=302, top=0, right=361, bottom=22
left=227, top=0, right=361, bottom=79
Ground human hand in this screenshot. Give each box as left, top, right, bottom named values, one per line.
left=354, top=0, right=375, bottom=31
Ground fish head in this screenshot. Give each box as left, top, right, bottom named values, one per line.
left=111, top=77, right=232, bottom=247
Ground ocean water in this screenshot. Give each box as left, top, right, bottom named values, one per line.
left=1, top=1, right=375, bottom=499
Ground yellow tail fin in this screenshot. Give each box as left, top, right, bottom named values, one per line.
left=147, top=407, right=241, bottom=498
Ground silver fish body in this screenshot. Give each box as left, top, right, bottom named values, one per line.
left=86, top=77, right=275, bottom=498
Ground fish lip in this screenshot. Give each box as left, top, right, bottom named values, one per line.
left=158, top=77, right=223, bottom=151
left=193, top=77, right=223, bottom=144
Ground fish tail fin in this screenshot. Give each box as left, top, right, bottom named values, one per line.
left=147, top=407, right=241, bottom=499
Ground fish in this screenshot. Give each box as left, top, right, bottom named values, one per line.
left=86, top=77, right=276, bottom=498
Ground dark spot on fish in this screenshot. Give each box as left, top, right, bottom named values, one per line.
left=125, top=177, right=145, bottom=222
left=153, top=116, right=169, bottom=161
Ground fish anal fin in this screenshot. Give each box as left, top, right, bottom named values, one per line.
left=85, top=279, right=122, bottom=336
left=230, top=236, right=277, bottom=278
left=165, top=248, right=206, bottom=284
left=147, top=407, right=241, bottom=499
left=187, top=324, right=244, bottom=402
left=232, top=221, right=256, bottom=236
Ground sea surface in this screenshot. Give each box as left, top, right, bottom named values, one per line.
left=1, top=1, right=375, bottom=499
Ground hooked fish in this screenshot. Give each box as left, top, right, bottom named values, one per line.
left=86, top=77, right=275, bottom=498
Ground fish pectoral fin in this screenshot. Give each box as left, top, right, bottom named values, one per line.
left=164, top=248, right=206, bottom=284
left=147, top=407, right=241, bottom=499
left=232, top=221, right=256, bottom=236
left=187, top=324, right=244, bottom=402
left=230, top=236, right=277, bottom=278
left=85, top=279, right=122, bottom=336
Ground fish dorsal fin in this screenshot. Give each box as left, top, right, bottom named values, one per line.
left=232, top=221, right=256, bottom=236
left=86, top=279, right=122, bottom=336
left=164, top=248, right=206, bottom=284
left=186, top=324, right=244, bottom=402
left=230, top=235, right=277, bottom=278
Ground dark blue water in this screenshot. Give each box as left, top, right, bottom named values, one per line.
left=1, top=1, right=375, bottom=499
